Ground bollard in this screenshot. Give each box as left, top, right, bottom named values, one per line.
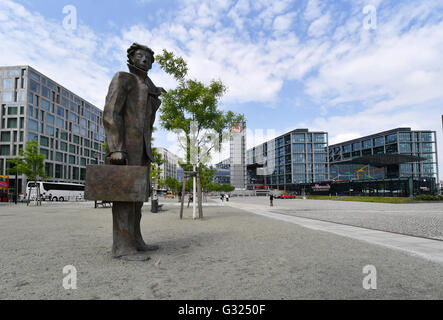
left=151, top=198, right=159, bottom=213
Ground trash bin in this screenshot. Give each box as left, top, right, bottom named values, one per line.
left=151, top=198, right=159, bottom=213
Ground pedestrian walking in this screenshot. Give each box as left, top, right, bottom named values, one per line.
left=226, top=194, right=229, bottom=202
left=187, top=193, right=193, bottom=208
left=270, top=193, right=274, bottom=207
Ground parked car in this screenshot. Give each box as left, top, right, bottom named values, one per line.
left=280, top=194, right=296, bottom=199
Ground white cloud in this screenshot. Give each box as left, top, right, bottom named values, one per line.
left=307, top=13, right=330, bottom=37
left=0, top=0, right=112, bottom=107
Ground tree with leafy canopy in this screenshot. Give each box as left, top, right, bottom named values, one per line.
left=165, top=176, right=181, bottom=192
left=156, top=49, right=245, bottom=218
left=155, top=49, right=245, bottom=166
left=150, top=147, right=165, bottom=196
left=7, top=140, right=47, bottom=206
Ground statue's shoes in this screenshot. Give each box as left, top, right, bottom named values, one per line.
left=120, top=253, right=151, bottom=261
left=137, top=244, right=160, bottom=252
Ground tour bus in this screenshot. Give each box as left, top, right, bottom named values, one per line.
left=26, top=181, right=85, bottom=202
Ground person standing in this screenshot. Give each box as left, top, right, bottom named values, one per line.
left=270, top=193, right=274, bottom=207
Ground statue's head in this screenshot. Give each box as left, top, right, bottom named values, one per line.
left=127, top=43, right=155, bottom=72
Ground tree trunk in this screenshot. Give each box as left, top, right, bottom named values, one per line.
left=180, top=173, right=186, bottom=219
left=197, top=172, right=203, bottom=219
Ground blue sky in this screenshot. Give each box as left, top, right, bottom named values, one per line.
left=1, top=0, right=442, bottom=178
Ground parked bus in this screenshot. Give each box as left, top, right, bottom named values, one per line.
left=0, top=176, right=9, bottom=202
left=27, top=181, right=85, bottom=202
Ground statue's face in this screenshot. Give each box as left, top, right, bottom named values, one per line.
left=130, top=49, right=153, bottom=71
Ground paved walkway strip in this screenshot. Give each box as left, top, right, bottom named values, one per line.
left=229, top=202, right=443, bottom=265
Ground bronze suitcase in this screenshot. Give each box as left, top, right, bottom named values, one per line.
left=84, top=165, right=149, bottom=202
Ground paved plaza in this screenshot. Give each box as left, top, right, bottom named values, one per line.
left=0, top=198, right=442, bottom=299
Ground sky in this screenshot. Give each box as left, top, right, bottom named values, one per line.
left=0, top=0, right=442, bottom=179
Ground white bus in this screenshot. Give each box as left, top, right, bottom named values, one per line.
left=26, top=181, right=85, bottom=202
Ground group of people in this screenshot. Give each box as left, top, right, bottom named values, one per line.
left=220, top=193, right=229, bottom=202
left=41, top=192, right=52, bottom=201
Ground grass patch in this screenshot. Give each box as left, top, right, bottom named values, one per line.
left=306, top=195, right=416, bottom=204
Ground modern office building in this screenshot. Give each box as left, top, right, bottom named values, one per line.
left=329, top=128, right=439, bottom=180
left=0, top=66, right=106, bottom=195
left=219, top=126, right=439, bottom=196
left=245, top=129, right=329, bottom=191
left=156, top=147, right=178, bottom=181
left=214, top=158, right=231, bottom=184
left=229, top=123, right=247, bottom=189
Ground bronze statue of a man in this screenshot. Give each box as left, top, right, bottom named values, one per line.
left=103, top=43, right=165, bottom=261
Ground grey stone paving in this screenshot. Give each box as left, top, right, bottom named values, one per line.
left=226, top=201, right=443, bottom=265
left=227, top=197, right=443, bottom=240
left=0, top=200, right=442, bottom=299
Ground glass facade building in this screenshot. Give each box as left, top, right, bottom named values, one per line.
left=246, top=129, right=329, bottom=190
left=329, top=128, right=439, bottom=184
left=0, top=66, right=106, bottom=195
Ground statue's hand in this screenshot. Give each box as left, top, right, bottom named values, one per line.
left=109, top=152, right=127, bottom=165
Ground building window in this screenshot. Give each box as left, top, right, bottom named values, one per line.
left=1, top=132, right=10, bottom=142
left=385, top=144, right=398, bottom=154
left=56, top=117, right=64, bottom=128
left=373, top=137, right=384, bottom=147
left=42, top=86, right=50, bottom=99
left=46, top=113, right=55, bottom=124
left=293, top=154, right=305, bottom=163
left=2, top=92, right=13, bottom=102
left=292, top=133, right=305, bottom=143
left=69, top=155, right=76, bottom=164
left=40, top=148, right=49, bottom=159
left=399, top=143, right=412, bottom=153
left=385, top=134, right=397, bottom=144
left=313, top=143, right=326, bottom=152
left=41, top=98, right=50, bottom=111
left=40, top=136, right=49, bottom=147
left=0, top=145, right=10, bottom=155
left=313, top=133, right=326, bottom=143
left=373, top=146, right=384, bottom=154
left=60, top=131, right=68, bottom=141
left=422, top=143, right=434, bottom=153
left=421, top=132, right=433, bottom=142
left=7, top=118, right=17, bottom=128
left=46, top=125, right=55, bottom=136
left=28, top=132, right=38, bottom=141
left=398, top=132, right=411, bottom=142
left=352, top=142, right=361, bottom=151
left=293, top=144, right=305, bottom=153
left=29, top=79, right=40, bottom=93
left=342, top=144, right=351, bottom=153
left=7, top=106, right=18, bottom=115
left=56, top=152, right=63, bottom=162
left=314, top=153, right=326, bottom=162
left=3, top=78, right=13, bottom=89
left=293, top=164, right=305, bottom=173
left=60, top=142, right=68, bottom=151
left=57, top=106, right=65, bottom=117
left=362, top=140, right=371, bottom=149
left=293, top=174, right=306, bottom=183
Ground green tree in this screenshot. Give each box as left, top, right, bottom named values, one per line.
left=7, top=140, right=47, bottom=206
left=165, top=176, right=181, bottom=192
left=150, top=147, right=165, bottom=194
left=198, top=164, right=216, bottom=192
left=155, top=49, right=245, bottom=165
